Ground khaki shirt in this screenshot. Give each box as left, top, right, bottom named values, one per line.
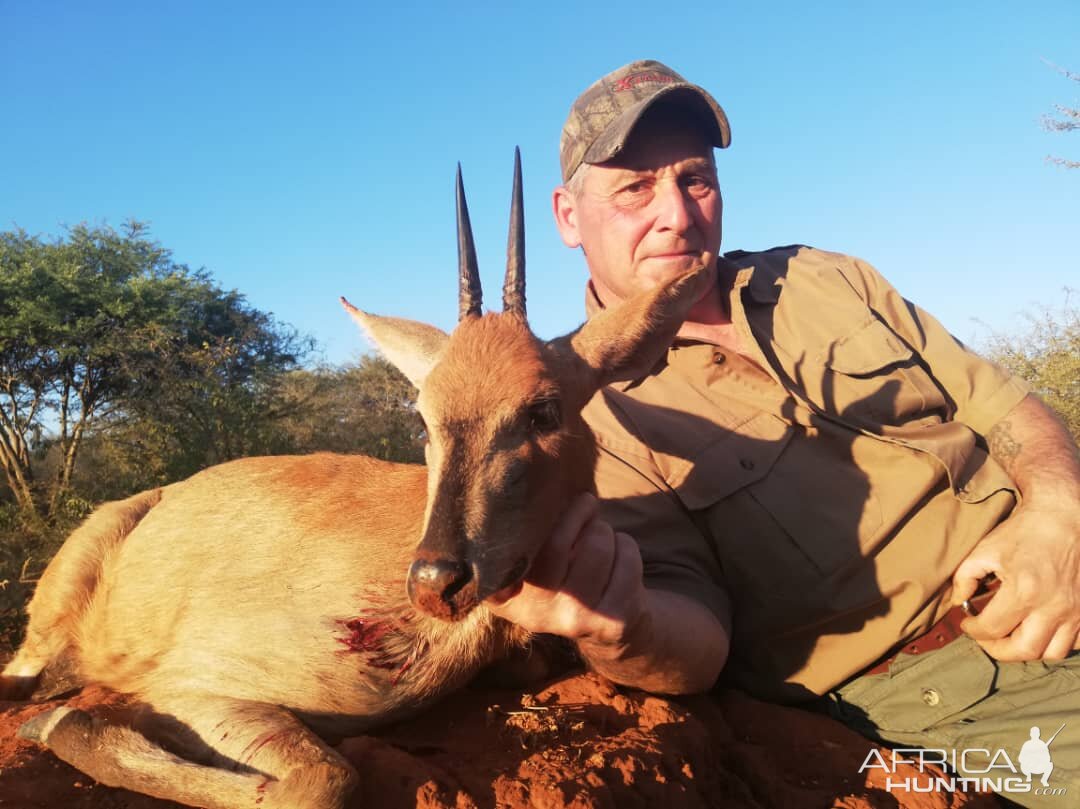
left=582, top=245, right=1029, bottom=702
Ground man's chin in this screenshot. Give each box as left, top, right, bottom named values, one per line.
left=643, top=258, right=714, bottom=287
left=647, top=249, right=713, bottom=270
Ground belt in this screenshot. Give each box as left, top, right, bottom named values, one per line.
left=863, top=577, right=1001, bottom=678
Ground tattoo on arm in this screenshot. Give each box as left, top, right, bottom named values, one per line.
left=987, top=419, right=1022, bottom=469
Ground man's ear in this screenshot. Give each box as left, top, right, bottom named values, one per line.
left=548, top=265, right=713, bottom=405
left=341, top=298, right=449, bottom=389
left=552, top=186, right=582, bottom=249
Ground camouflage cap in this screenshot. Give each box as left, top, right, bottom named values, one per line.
left=560, top=59, right=731, bottom=183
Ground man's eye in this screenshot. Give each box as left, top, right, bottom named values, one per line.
left=686, top=179, right=715, bottom=199
left=613, top=182, right=652, bottom=208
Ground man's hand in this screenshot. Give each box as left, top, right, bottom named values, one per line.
left=487, top=492, right=648, bottom=653
left=953, top=504, right=1080, bottom=660
left=487, top=492, right=731, bottom=694
left=952, top=395, right=1080, bottom=661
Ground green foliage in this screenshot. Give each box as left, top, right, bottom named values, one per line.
left=981, top=292, right=1080, bottom=440
left=269, top=356, right=424, bottom=462
left=67, top=355, right=423, bottom=502
left=88, top=286, right=316, bottom=487
left=0, top=221, right=322, bottom=648
left=0, top=221, right=311, bottom=515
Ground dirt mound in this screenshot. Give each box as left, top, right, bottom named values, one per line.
left=0, top=673, right=999, bottom=809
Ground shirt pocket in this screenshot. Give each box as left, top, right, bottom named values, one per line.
left=660, top=412, right=794, bottom=502
left=814, top=317, right=949, bottom=429
left=837, top=636, right=997, bottom=734
left=664, top=413, right=884, bottom=584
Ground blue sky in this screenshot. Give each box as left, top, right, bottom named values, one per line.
left=2, top=1, right=1078, bottom=365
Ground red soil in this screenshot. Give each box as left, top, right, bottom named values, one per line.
left=0, top=671, right=1000, bottom=809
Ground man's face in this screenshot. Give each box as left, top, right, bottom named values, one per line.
left=553, top=113, right=722, bottom=306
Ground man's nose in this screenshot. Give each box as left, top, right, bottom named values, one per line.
left=653, top=181, right=694, bottom=232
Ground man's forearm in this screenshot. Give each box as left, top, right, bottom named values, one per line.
left=985, top=394, right=1080, bottom=508
left=576, top=588, right=731, bottom=695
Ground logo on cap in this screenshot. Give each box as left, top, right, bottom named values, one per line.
left=613, top=72, right=678, bottom=92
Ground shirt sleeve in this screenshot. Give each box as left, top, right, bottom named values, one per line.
left=585, top=389, right=732, bottom=626
left=836, top=255, right=1031, bottom=436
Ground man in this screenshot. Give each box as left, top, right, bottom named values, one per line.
left=490, top=60, right=1080, bottom=802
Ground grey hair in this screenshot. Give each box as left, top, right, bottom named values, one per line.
left=564, top=163, right=590, bottom=198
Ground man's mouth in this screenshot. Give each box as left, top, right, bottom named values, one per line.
left=647, top=250, right=699, bottom=261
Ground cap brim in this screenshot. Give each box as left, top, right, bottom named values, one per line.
left=581, top=84, right=732, bottom=167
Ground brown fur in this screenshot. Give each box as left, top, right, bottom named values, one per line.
left=3, top=264, right=711, bottom=809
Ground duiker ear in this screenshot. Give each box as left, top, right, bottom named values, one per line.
left=341, top=297, right=449, bottom=389
left=549, top=266, right=712, bottom=401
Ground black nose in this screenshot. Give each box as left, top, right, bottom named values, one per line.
left=407, top=557, right=473, bottom=620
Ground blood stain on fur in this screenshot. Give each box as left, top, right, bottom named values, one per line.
left=336, top=617, right=398, bottom=669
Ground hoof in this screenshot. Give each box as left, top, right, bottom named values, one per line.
left=18, top=705, right=81, bottom=744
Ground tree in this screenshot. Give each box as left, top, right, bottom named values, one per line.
left=63, top=355, right=422, bottom=507
left=980, top=292, right=1080, bottom=441
left=268, top=356, right=424, bottom=463
left=98, top=284, right=315, bottom=483
left=1043, top=62, right=1079, bottom=169
left=0, top=222, right=310, bottom=520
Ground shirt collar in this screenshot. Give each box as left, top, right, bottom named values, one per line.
left=725, top=251, right=784, bottom=305
left=580, top=255, right=779, bottom=390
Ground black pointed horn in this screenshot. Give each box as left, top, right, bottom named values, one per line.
left=457, top=164, right=482, bottom=320
left=502, top=146, right=526, bottom=318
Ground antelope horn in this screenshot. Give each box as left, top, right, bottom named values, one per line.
left=457, top=164, right=482, bottom=320
left=502, top=147, right=526, bottom=318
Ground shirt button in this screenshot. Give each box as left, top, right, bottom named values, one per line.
left=740, top=458, right=755, bottom=471
left=713, top=353, right=726, bottom=365
left=921, top=688, right=941, bottom=707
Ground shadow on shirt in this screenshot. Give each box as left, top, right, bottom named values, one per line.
left=594, top=348, right=927, bottom=702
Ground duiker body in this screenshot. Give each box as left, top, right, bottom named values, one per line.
left=0, top=153, right=709, bottom=809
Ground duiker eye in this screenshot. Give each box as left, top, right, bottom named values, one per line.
left=527, top=400, right=561, bottom=435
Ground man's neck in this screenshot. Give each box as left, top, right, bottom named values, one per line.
left=675, top=264, right=744, bottom=350
left=586, top=262, right=748, bottom=353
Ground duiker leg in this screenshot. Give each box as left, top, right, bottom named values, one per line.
left=0, top=490, right=161, bottom=700
left=20, top=694, right=358, bottom=809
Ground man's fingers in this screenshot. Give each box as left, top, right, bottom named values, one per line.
left=977, top=611, right=1057, bottom=661
left=961, top=586, right=1023, bottom=641
left=595, top=532, right=644, bottom=617
left=560, top=516, right=617, bottom=609
left=951, top=555, right=999, bottom=606
left=526, top=492, right=599, bottom=589
left=1042, top=623, right=1080, bottom=661
left=573, top=531, right=646, bottom=648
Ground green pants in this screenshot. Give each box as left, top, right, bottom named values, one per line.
left=825, top=636, right=1080, bottom=808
